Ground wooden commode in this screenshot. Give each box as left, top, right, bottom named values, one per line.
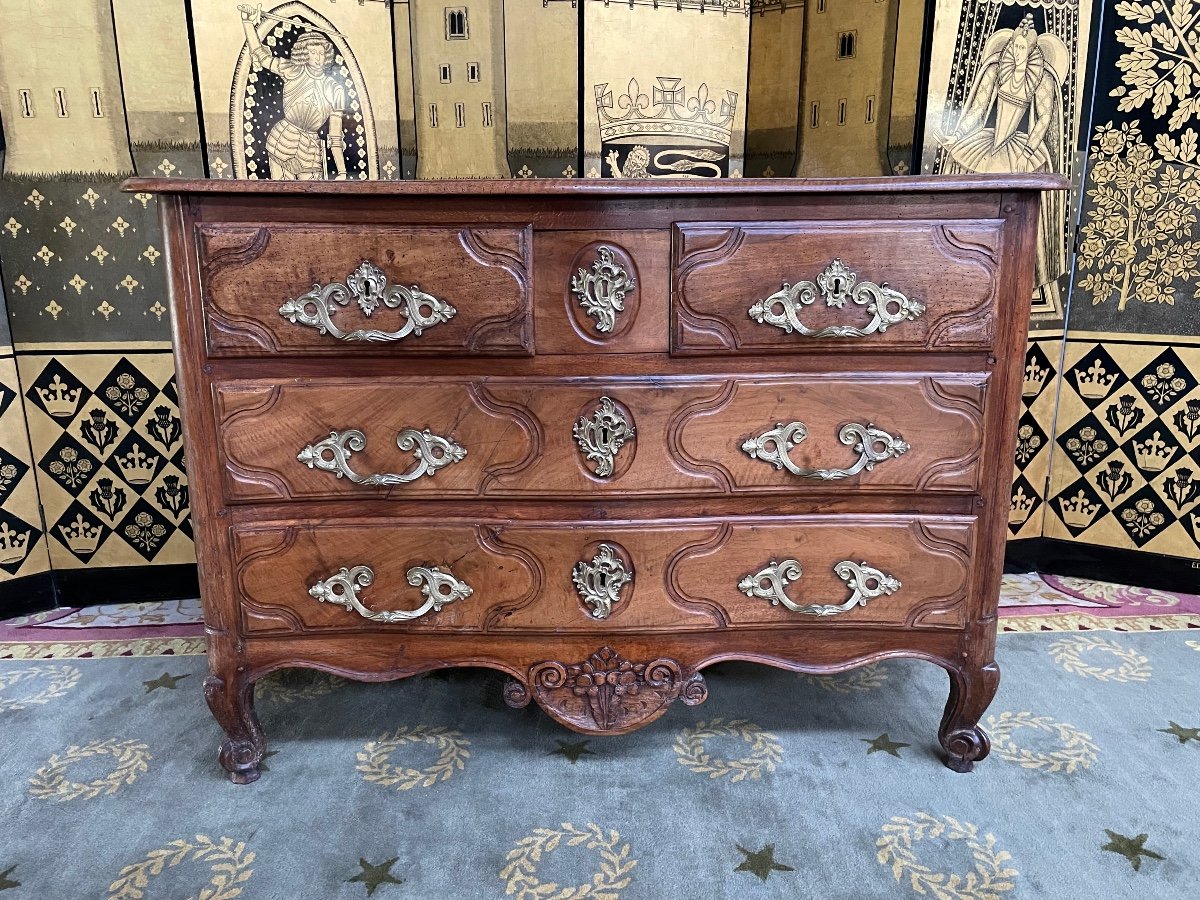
left=126, top=175, right=1063, bottom=783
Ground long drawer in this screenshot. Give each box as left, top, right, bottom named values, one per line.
left=214, top=373, right=988, bottom=502
left=232, top=514, right=976, bottom=635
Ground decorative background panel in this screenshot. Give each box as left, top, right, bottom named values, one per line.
left=0, top=291, right=51, bottom=584
left=1045, top=338, right=1200, bottom=556
left=2, top=0, right=1198, bottom=612
left=583, top=1, right=750, bottom=179
left=1042, top=0, right=1200, bottom=561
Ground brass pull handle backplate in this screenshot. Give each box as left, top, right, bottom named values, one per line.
left=297, top=428, right=466, bottom=486
left=742, top=421, right=909, bottom=480
left=748, top=258, right=925, bottom=339
left=308, top=564, right=473, bottom=623
left=278, top=260, right=457, bottom=342
left=738, top=559, right=900, bottom=616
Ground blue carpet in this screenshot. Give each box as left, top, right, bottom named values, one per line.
left=0, top=630, right=1197, bottom=898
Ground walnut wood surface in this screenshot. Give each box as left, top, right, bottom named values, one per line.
left=232, top=514, right=975, bottom=635
left=198, top=224, right=531, bottom=356
left=213, top=374, right=986, bottom=502
left=142, top=177, right=1050, bottom=781
left=672, top=220, right=1000, bottom=353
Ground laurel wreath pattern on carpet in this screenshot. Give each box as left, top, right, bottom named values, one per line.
left=984, top=711, right=1099, bottom=774
left=28, top=739, right=151, bottom=802
left=673, top=718, right=783, bottom=781
left=876, top=813, right=1017, bottom=899
left=802, top=664, right=888, bottom=693
left=253, top=668, right=343, bottom=705
left=107, top=835, right=254, bottom=900
left=1048, top=636, right=1152, bottom=682
left=0, top=664, right=80, bottom=711
left=500, top=823, right=636, bottom=900
left=355, top=725, right=470, bottom=790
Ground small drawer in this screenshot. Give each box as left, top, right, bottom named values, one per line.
left=196, top=223, right=532, bottom=356
left=672, top=219, right=1003, bottom=354
left=533, top=230, right=669, bottom=354
left=232, top=514, right=976, bottom=636
left=213, top=373, right=987, bottom=503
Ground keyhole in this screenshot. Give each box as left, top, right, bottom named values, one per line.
left=831, top=277, right=843, bottom=294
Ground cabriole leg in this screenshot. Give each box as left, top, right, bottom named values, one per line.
left=938, top=661, right=1000, bottom=773
left=203, top=673, right=265, bottom=784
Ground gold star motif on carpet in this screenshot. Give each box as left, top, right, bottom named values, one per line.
left=1158, top=721, right=1199, bottom=744
left=0, top=865, right=19, bottom=891
left=734, top=844, right=794, bottom=881
left=862, top=733, right=911, bottom=757
left=142, top=672, right=190, bottom=693
left=550, top=739, right=596, bottom=763
left=1101, top=830, right=1165, bottom=871
left=347, top=857, right=404, bottom=895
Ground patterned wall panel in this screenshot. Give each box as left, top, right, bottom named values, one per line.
left=1041, top=0, right=1200, bottom=561
left=0, top=290, right=52, bottom=586
left=1010, top=335, right=1064, bottom=539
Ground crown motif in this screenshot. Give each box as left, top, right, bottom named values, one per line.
left=1058, top=489, right=1101, bottom=529
left=1133, top=430, right=1176, bottom=473
left=1022, top=359, right=1049, bottom=398
left=0, top=521, right=31, bottom=565
left=116, top=443, right=159, bottom=485
left=58, top=513, right=102, bottom=555
left=595, top=77, right=736, bottom=150
left=1076, top=359, right=1118, bottom=400
left=1009, top=486, right=1034, bottom=525
left=38, top=374, right=82, bottom=418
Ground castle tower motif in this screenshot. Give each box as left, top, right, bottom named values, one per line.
left=405, top=0, right=510, bottom=178
left=794, top=0, right=902, bottom=176
left=0, top=0, right=133, bottom=176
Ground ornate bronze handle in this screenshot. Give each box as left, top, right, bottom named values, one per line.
left=278, top=260, right=457, bottom=342
left=741, top=421, right=909, bottom=480
left=297, top=428, right=466, bottom=486
left=748, top=258, right=925, bottom=338
left=738, top=559, right=900, bottom=616
left=308, top=564, right=473, bottom=623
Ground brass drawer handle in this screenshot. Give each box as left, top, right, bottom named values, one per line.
left=308, top=564, right=473, bottom=623
left=297, top=428, right=466, bottom=486
left=742, top=421, right=909, bottom=480
left=278, top=260, right=457, bottom=342
left=738, top=559, right=900, bottom=616
left=748, top=258, right=925, bottom=339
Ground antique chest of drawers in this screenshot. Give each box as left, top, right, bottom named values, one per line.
left=127, top=175, right=1062, bottom=783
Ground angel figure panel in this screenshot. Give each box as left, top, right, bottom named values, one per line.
left=922, top=1, right=1093, bottom=322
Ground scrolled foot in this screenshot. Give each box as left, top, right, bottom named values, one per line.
left=219, top=739, right=263, bottom=785
left=940, top=725, right=991, bottom=773
left=937, top=660, right=999, bottom=774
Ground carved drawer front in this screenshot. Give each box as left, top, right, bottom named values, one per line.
left=232, top=514, right=976, bottom=636
left=533, top=231, right=669, bottom=354
left=214, top=373, right=987, bottom=502
left=672, top=220, right=1002, bottom=354
left=196, top=224, right=532, bottom=356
